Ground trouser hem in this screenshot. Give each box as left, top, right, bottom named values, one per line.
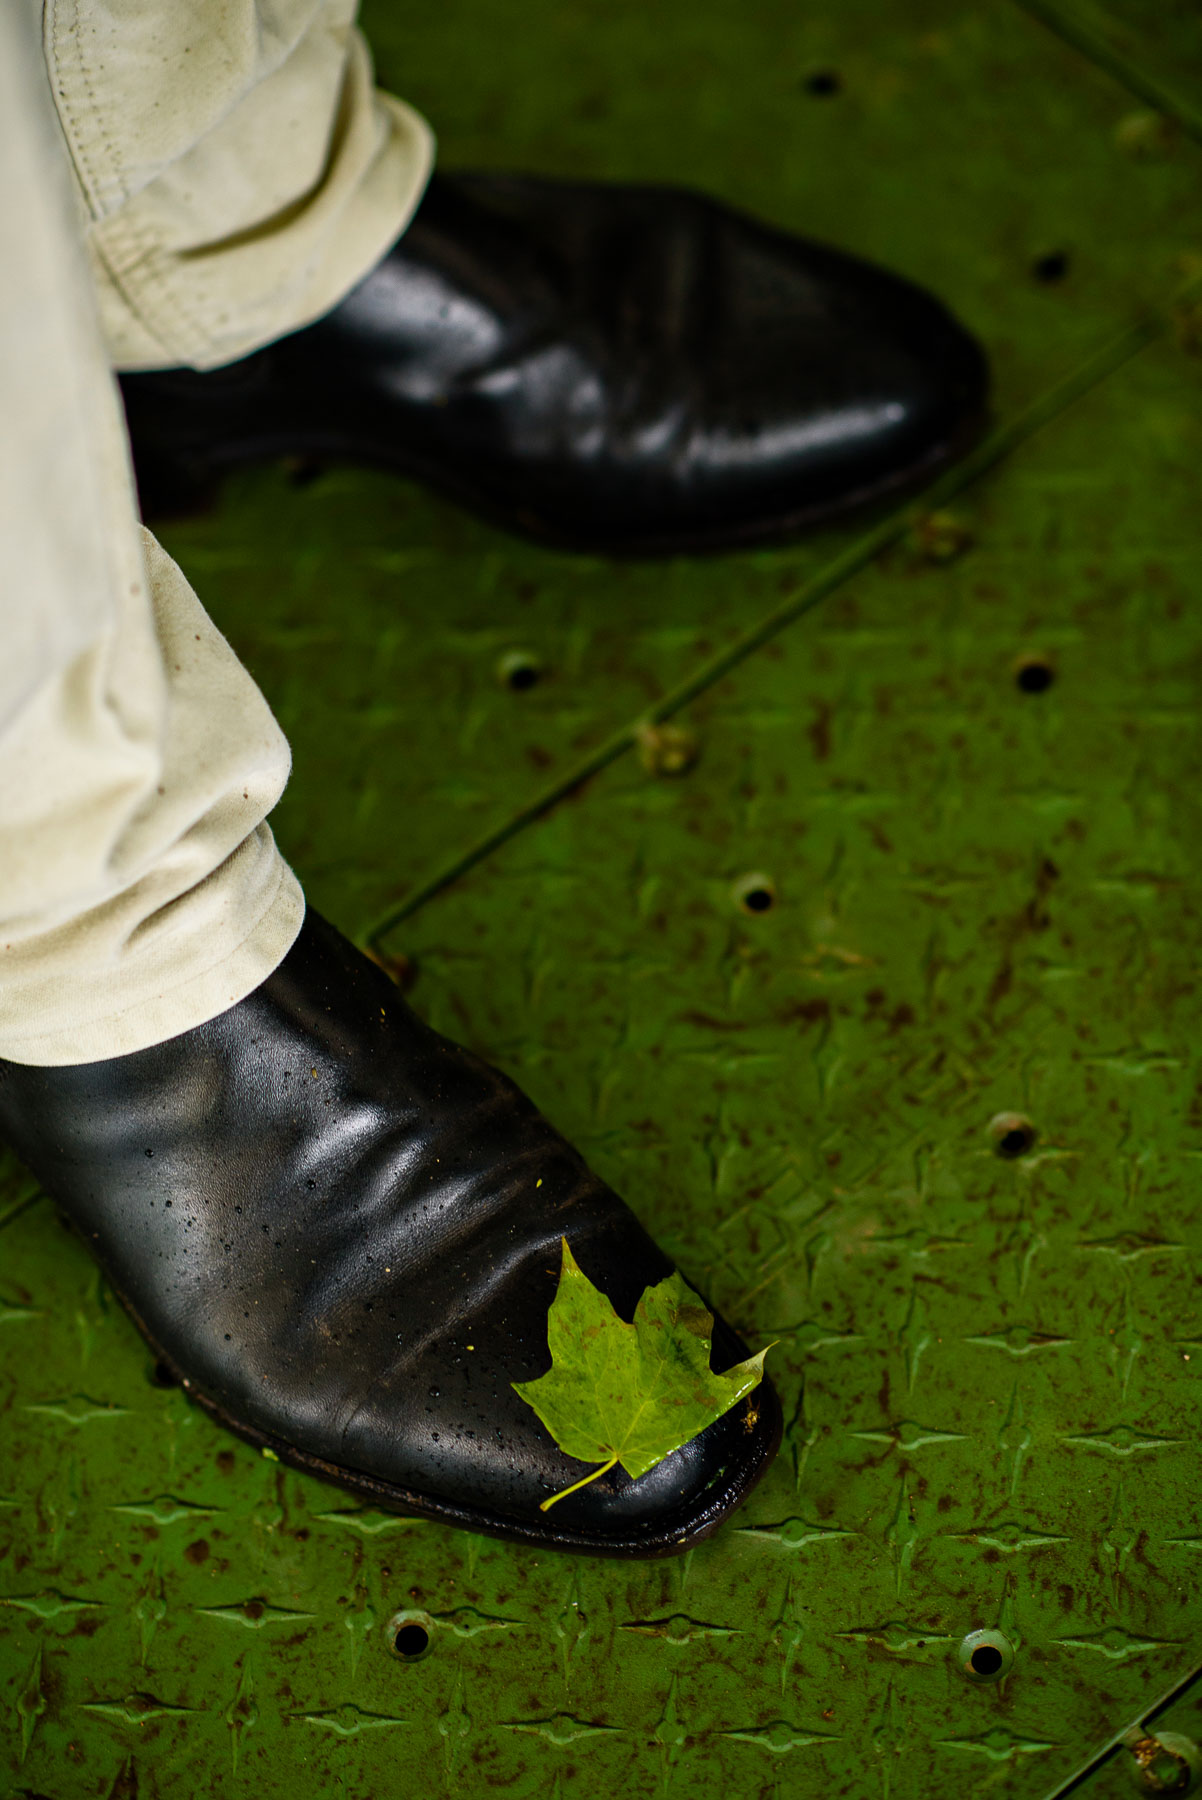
left=0, top=859, right=305, bottom=1067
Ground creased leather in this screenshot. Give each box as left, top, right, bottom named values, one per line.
left=0, top=911, right=781, bottom=1553
left=119, top=171, right=988, bottom=550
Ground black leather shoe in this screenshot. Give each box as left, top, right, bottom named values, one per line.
left=0, top=911, right=780, bottom=1555
left=120, top=171, right=988, bottom=553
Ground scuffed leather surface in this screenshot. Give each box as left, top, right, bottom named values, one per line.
left=120, top=171, right=988, bottom=550
left=0, top=912, right=779, bottom=1552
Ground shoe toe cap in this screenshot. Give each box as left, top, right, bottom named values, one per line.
left=333, top=1241, right=783, bottom=1557
left=681, top=220, right=989, bottom=529
left=539, top=1373, right=783, bottom=1554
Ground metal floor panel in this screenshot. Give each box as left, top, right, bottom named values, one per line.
left=4, top=1, right=1202, bottom=1795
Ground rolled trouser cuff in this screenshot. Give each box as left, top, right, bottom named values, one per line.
left=45, top=0, right=436, bottom=372
left=0, top=844, right=304, bottom=1067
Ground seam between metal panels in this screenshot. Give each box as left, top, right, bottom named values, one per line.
left=364, top=309, right=1162, bottom=954
left=1042, top=1656, right=1202, bottom=1800
left=1013, top=0, right=1202, bottom=147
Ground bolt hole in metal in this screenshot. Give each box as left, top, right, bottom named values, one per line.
left=970, top=1644, right=1004, bottom=1676
left=733, top=872, right=776, bottom=915
left=1032, top=248, right=1070, bottom=284
left=1015, top=654, right=1056, bottom=694
left=804, top=68, right=841, bottom=95
left=958, top=1628, right=1014, bottom=1683
left=988, top=1111, right=1038, bottom=1160
left=388, top=1610, right=434, bottom=1661
left=497, top=649, right=542, bottom=692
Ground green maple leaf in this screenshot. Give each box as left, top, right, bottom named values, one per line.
left=513, top=1239, right=772, bottom=1511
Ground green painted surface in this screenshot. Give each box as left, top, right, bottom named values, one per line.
left=4, top=1, right=1202, bottom=1795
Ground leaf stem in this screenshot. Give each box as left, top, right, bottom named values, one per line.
left=539, top=1455, right=619, bottom=1512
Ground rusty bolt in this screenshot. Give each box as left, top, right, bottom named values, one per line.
left=637, top=722, right=700, bottom=778
left=1127, top=1732, right=1202, bottom=1795
left=1114, top=111, right=1177, bottom=160
left=909, top=509, right=974, bottom=564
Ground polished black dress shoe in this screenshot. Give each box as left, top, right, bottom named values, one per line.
left=0, top=911, right=780, bottom=1555
left=120, top=170, right=988, bottom=553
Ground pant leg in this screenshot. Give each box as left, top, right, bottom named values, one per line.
left=0, top=2, right=304, bottom=1067
left=44, top=0, right=434, bottom=371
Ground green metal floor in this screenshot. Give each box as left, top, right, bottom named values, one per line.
left=5, top=1, right=1202, bottom=1794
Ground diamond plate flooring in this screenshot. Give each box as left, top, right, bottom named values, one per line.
left=4, top=1, right=1202, bottom=1796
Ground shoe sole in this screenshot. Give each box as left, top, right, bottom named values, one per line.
left=131, top=404, right=989, bottom=558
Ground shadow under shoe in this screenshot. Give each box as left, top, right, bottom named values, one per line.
left=119, top=170, right=988, bottom=553
left=0, top=911, right=780, bottom=1556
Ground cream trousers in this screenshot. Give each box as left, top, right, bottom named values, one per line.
left=0, top=2, right=433, bottom=1065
